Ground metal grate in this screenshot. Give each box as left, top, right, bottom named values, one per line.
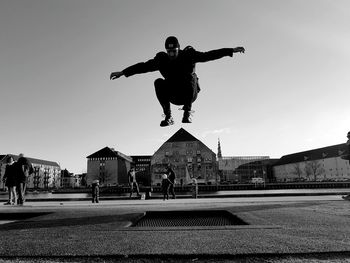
left=132, top=210, right=248, bottom=227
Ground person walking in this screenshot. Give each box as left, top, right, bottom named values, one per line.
left=167, top=165, right=176, bottom=199
left=161, top=173, right=170, bottom=201
left=110, top=36, right=245, bottom=126
left=2, top=155, right=17, bottom=205
left=346, top=131, right=350, bottom=164
left=128, top=168, right=140, bottom=198
left=341, top=131, right=350, bottom=200
left=91, top=179, right=100, bottom=203
left=15, top=153, right=33, bottom=205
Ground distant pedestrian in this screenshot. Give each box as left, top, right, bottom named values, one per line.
left=128, top=168, right=140, bottom=198
left=15, top=153, right=33, bottom=205
left=346, top=131, right=350, bottom=164
left=91, top=179, right=100, bottom=203
left=167, top=165, right=176, bottom=199
left=191, top=178, right=198, bottom=199
left=342, top=132, right=350, bottom=200
left=161, top=173, right=170, bottom=201
left=2, top=155, right=17, bottom=205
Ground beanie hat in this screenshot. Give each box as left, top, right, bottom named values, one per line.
left=165, top=36, right=180, bottom=49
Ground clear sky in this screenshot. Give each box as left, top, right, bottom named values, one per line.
left=1, top=0, right=349, bottom=173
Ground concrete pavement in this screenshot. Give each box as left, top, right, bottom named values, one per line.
left=1, top=194, right=350, bottom=262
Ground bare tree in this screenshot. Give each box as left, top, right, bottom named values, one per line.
left=305, top=160, right=324, bottom=181
left=292, top=163, right=303, bottom=181
left=99, top=170, right=113, bottom=185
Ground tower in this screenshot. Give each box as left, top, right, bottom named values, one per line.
left=217, top=138, right=222, bottom=159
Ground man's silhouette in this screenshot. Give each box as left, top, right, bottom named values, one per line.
left=110, top=36, right=245, bottom=126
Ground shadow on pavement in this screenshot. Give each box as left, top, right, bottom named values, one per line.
left=0, top=212, right=143, bottom=231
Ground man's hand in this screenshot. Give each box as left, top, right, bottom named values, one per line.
left=110, top=71, right=124, bottom=80
left=233, top=47, right=245, bottom=54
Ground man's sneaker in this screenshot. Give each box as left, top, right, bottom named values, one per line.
left=160, top=116, right=174, bottom=127
left=182, top=111, right=192, bottom=123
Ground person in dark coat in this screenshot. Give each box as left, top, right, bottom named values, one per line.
left=161, top=173, right=170, bottom=201
left=91, top=179, right=100, bottom=203
left=341, top=132, right=350, bottom=200
left=15, top=153, right=33, bottom=205
left=110, top=36, right=245, bottom=126
left=2, top=155, right=17, bottom=205
left=346, top=131, right=350, bottom=164
left=167, top=165, right=176, bottom=199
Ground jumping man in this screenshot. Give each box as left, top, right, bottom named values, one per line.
left=110, top=36, right=245, bottom=126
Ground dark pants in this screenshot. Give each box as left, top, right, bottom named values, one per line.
left=168, top=182, right=176, bottom=199
left=162, top=180, right=169, bottom=200
left=130, top=182, right=140, bottom=197
left=92, top=185, right=99, bottom=203
left=16, top=182, right=26, bottom=204
left=154, top=76, right=199, bottom=115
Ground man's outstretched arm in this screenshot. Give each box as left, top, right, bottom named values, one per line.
left=192, top=46, right=245, bottom=63
left=110, top=71, right=124, bottom=80
left=230, top=47, right=245, bottom=55
left=110, top=55, right=161, bottom=80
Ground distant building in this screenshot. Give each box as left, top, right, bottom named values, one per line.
left=75, top=173, right=87, bottom=187
left=216, top=140, right=273, bottom=183
left=273, top=143, right=350, bottom=182
left=86, top=147, right=133, bottom=186
left=0, top=154, right=61, bottom=189
left=151, top=128, right=218, bottom=186
left=218, top=156, right=272, bottom=183
left=131, top=155, right=152, bottom=186
left=60, top=169, right=75, bottom=188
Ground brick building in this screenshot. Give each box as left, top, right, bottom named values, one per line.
left=86, top=147, right=133, bottom=186
left=151, top=128, right=218, bottom=186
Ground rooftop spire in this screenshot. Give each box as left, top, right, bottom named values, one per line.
left=217, top=138, right=222, bottom=159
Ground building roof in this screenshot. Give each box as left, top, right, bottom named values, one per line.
left=86, top=147, right=133, bottom=162
left=166, top=128, right=200, bottom=143
left=274, top=143, right=348, bottom=166
left=0, top=154, right=60, bottom=167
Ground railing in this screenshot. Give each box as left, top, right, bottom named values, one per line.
left=51, top=181, right=350, bottom=194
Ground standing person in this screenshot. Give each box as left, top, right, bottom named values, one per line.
left=128, top=168, right=140, bottom=198
left=342, top=131, right=350, bottom=200
left=346, top=131, right=350, bottom=164
left=161, top=173, right=170, bottom=201
left=2, top=156, right=17, bottom=205
left=91, top=179, right=100, bottom=203
left=192, top=178, right=198, bottom=199
left=167, top=165, right=176, bottom=199
left=110, top=36, right=245, bottom=126
left=15, top=153, right=33, bottom=205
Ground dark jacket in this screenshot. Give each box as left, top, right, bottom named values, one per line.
left=122, top=46, right=234, bottom=83
left=3, top=163, right=17, bottom=187
left=15, top=157, right=33, bottom=183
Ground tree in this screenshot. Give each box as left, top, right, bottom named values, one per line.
left=292, top=163, right=303, bottom=181
left=305, top=160, right=324, bottom=181
left=99, top=170, right=112, bottom=185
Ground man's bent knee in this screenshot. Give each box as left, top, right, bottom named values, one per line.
left=154, top=78, right=165, bottom=88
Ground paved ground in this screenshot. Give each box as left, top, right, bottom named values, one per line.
left=1, top=194, right=350, bottom=262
